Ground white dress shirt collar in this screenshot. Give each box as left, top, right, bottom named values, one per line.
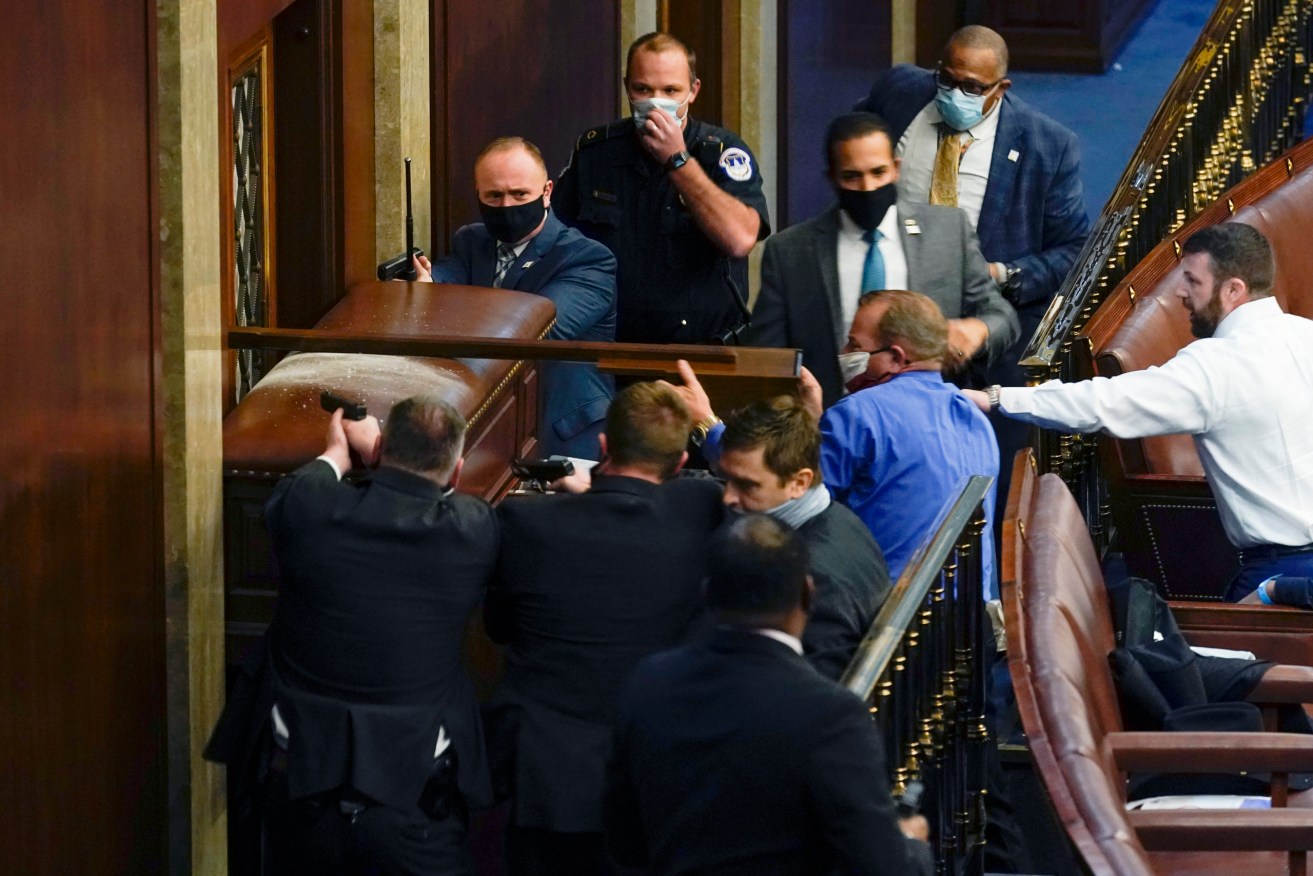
left=751, top=627, right=804, bottom=656
left=1214, top=295, right=1281, bottom=338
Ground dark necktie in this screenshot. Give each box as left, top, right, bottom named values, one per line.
left=493, top=243, right=516, bottom=288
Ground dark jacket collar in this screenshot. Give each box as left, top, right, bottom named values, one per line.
left=370, top=466, right=452, bottom=500
left=588, top=473, right=660, bottom=498
left=708, top=625, right=806, bottom=663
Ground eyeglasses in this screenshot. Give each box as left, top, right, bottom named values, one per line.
left=935, top=66, right=1004, bottom=98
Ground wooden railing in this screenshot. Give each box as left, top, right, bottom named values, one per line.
left=1022, top=0, right=1313, bottom=546
left=841, top=476, right=993, bottom=876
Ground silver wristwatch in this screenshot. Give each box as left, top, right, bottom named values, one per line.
left=986, top=384, right=1001, bottom=412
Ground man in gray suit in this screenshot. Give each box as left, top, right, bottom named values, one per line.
left=752, top=111, right=1018, bottom=407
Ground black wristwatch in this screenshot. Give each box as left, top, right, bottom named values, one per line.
left=1000, top=264, right=1023, bottom=298
left=666, top=149, right=691, bottom=172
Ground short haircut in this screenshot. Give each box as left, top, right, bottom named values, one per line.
left=857, top=290, right=949, bottom=362
left=946, top=25, right=1009, bottom=75
left=824, top=112, right=893, bottom=174
left=380, top=394, right=467, bottom=481
left=604, top=381, right=691, bottom=480
left=1181, top=223, right=1275, bottom=299
left=626, top=32, right=698, bottom=83
left=475, top=136, right=548, bottom=176
left=706, top=514, right=810, bottom=621
left=720, top=395, right=820, bottom=484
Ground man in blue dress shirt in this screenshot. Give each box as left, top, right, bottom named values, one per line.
left=820, top=289, right=999, bottom=594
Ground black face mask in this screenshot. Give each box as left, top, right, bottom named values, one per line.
left=480, top=196, right=547, bottom=244
left=837, top=183, right=897, bottom=232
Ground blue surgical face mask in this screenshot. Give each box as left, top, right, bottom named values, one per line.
left=630, top=95, right=690, bottom=127
left=935, top=85, right=987, bottom=131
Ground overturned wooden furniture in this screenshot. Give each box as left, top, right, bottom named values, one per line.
left=1073, top=137, right=1313, bottom=599
left=223, top=280, right=802, bottom=667
left=1001, top=449, right=1313, bottom=876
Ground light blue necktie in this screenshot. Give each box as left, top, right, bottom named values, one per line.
left=861, top=228, right=885, bottom=293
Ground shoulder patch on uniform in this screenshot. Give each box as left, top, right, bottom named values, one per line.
left=718, top=147, right=753, bottom=182
left=577, top=121, right=627, bottom=150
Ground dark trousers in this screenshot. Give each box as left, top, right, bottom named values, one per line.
left=262, top=771, right=474, bottom=876
left=1222, top=551, right=1313, bottom=602
left=504, top=825, right=612, bottom=876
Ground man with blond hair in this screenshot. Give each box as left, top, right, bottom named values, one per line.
left=414, top=136, right=616, bottom=458
left=555, top=32, right=770, bottom=345
left=483, top=381, right=725, bottom=875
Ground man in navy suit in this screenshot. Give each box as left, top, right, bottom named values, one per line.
left=605, top=514, right=932, bottom=875
left=484, top=381, right=724, bottom=875
left=856, top=26, right=1090, bottom=554
left=415, top=137, right=616, bottom=458
left=856, top=25, right=1090, bottom=377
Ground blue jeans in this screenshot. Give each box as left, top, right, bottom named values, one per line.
left=1222, top=551, right=1313, bottom=602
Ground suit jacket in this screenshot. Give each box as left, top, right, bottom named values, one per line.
left=430, top=211, right=617, bottom=457
left=606, top=627, right=933, bottom=875
left=483, top=473, right=725, bottom=832
left=799, top=502, right=892, bottom=680
left=255, top=461, right=499, bottom=811
left=856, top=65, right=1091, bottom=379
left=752, top=202, right=1020, bottom=407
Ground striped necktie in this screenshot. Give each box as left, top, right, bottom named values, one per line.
left=493, top=243, right=516, bottom=288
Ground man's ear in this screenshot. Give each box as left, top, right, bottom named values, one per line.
left=448, top=457, right=465, bottom=490
left=787, top=467, right=815, bottom=498
left=887, top=343, right=911, bottom=372
left=542, top=178, right=554, bottom=208
left=672, top=450, right=689, bottom=476
left=800, top=574, right=815, bottom=615
left=687, top=77, right=701, bottom=104
left=597, top=433, right=609, bottom=460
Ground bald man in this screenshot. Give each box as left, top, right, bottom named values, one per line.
left=415, top=137, right=618, bottom=458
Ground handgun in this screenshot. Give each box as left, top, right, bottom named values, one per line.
left=511, top=456, right=576, bottom=483
left=377, top=156, right=425, bottom=281
left=319, top=391, right=368, bottom=421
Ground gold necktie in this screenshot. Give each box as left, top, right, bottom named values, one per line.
left=929, top=127, right=968, bottom=208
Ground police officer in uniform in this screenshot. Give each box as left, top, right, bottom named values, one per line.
left=555, top=32, right=771, bottom=346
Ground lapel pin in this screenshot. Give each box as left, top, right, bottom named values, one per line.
left=904, top=218, right=921, bottom=235
left=521, top=260, right=535, bottom=269
left=1008, top=149, right=1020, bottom=162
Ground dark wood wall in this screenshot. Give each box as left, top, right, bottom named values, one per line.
left=430, top=0, right=620, bottom=253
left=0, top=0, right=167, bottom=871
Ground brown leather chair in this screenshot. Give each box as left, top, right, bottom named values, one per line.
left=1002, top=449, right=1313, bottom=875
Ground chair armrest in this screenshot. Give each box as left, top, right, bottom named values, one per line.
left=1172, top=601, right=1313, bottom=632
left=1107, top=731, right=1313, bottom=773
left=1129, top=809, right=1313, bottom=852
left=1248, top=664, right=1313, bottom=704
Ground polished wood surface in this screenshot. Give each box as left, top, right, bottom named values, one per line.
left=983, top=0, right=1157, bottom=73
left=0, top=0, right=166, bottom=870
left=430, top=0, right=618, bottom=252
left=224, top=282, right=556, bottom=473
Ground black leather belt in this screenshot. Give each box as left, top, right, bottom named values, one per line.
left=1239, top=543, right=1313, bottom=564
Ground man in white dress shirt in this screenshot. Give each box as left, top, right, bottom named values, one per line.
left=966, top=223, right=1313, bottom=606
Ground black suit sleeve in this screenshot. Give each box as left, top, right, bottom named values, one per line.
left=484, top=502, right=521, bottom=644
left=809, top=692, right=932, bottom=876
left=603, top=688, right=650, bottom=870
left=802, top=580, right=869, bottom=682
left=751, top=237, right=790, bottom=348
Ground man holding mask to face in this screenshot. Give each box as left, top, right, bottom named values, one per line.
left=554, top=32, right=770, bottom=346
left=751, top=112, right=1018, bottom=408
left=414, top=136, right=616, bottom=459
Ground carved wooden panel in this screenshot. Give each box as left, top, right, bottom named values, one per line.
left=430, top=0, right=619, bottom=252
